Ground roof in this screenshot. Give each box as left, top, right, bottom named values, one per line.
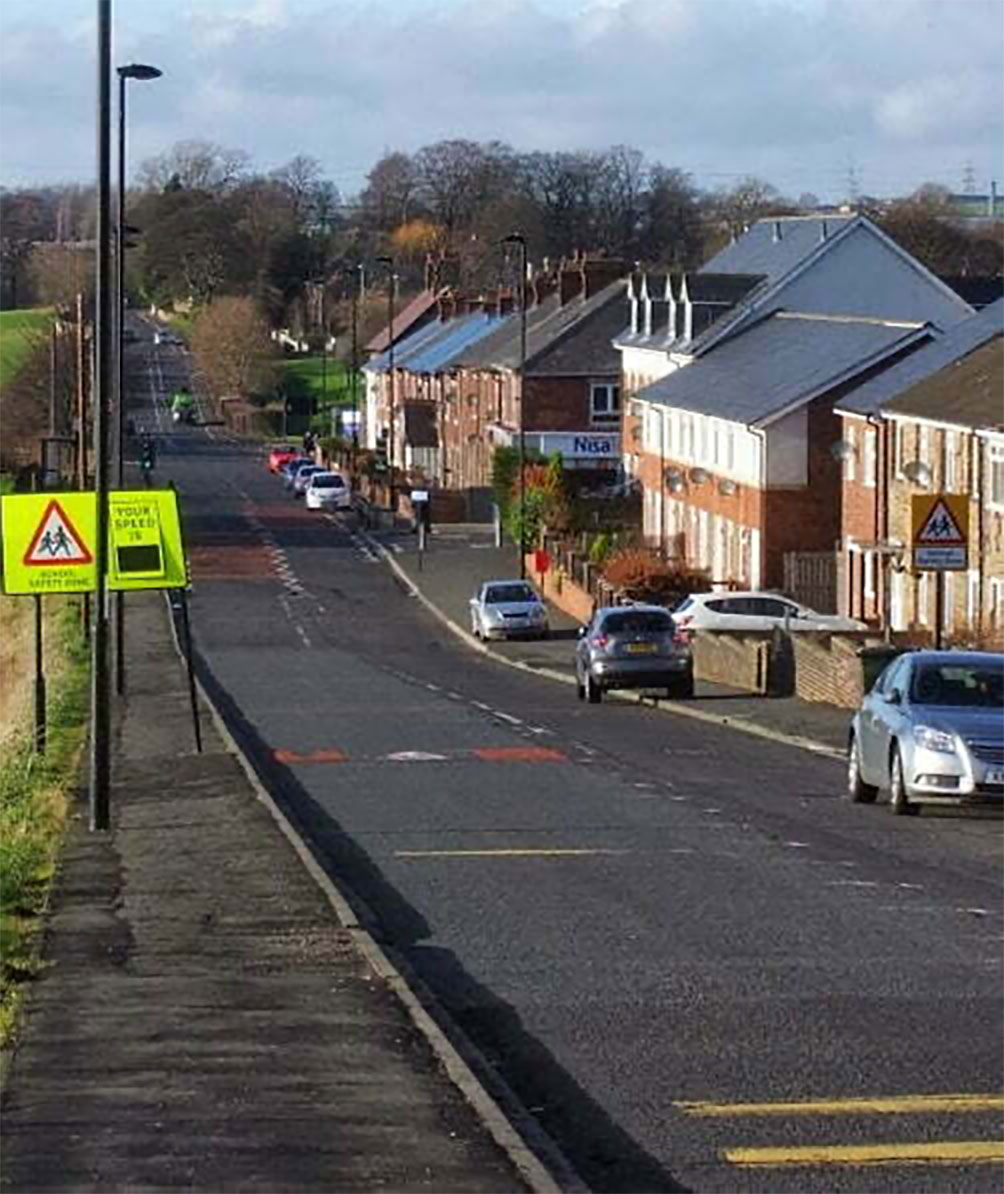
left=403, top=402, right=438, bottom=447
left=365, top=289, right=439, bottom=353
left=837, top=299, right=1004, bottom=416
left=365, top=310, right=502, bottom=374
left=635, top=312, right=930, bottom=428
left=881, top=334, right=1003, bottom=431
left=457, top=279, right=628, bottom=373
left=700, top=215, right=857, bottom=286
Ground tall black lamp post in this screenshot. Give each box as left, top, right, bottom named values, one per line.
left=114, top=61, right=161, bottom=697
left=376, top=256, right=396, bottom=510
left=502, top=233, right=528, bottom=578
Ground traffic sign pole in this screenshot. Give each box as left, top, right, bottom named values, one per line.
left=33, top=596, right=46, bottom=755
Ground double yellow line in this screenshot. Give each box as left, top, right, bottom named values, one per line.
left=673, top=1092, right=1004, bottom=1167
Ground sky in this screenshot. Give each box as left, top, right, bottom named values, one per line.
left=1, top=0, right=1002, bottom=203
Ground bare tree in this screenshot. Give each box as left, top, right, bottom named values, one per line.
left=137, top=140, right=251, bottom=194
left=359, top=152, right=420, bottom=232
left=188, top=296, right=279, bottom=405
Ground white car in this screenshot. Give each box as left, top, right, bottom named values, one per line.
left=469, top=580, right=550, bottom=640
left=672, top=591, right=865, bottom=634
left=305, top=472, right=351, bottom=510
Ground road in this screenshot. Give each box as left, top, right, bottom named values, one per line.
left=125, top=325, right=1004, bottom=1193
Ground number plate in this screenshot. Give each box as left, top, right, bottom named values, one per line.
left=626, top=642, right=656, bottom=654
left=986, top=768, right=1004, bottom=786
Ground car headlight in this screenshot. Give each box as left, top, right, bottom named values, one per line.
left=482, top=608, right=503, bottom=623
left=530, top=605, right=546, bottom=620
left=913, top=725, right=957, bottom=754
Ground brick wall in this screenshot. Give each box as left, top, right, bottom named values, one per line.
left=690, top=633, right=771, bottom=693
left=791, top=633, right=869, bottom=708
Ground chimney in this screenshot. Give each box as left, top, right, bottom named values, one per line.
left=819, top=218, right=828, bottom=243
left=680, top=274, right=693, bottom=343
left=424, top=253, right=437, bottom=292
left=496, top=290, right=515, bottom=317
left=991, top=180, right=998, bottom=218
left=772, top=220, right=783, bottom=243
left=628, top=275, right=639, bottom=336
left=531, top=270, right=556, bottom=306
left=665, top=275, right=677, bottom=341
left=438, top=293, right=456, bottom=322
left=640, top=274, right=652, bottom=337
left=558, top=260, right=585, bottom=306
left=582, top=257, right=626, bottom=299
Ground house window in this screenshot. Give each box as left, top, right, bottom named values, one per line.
left=844, top=425, right=857, bottom=482
left=590, top=382, right=620, bottom=425
left=967, top=569, right=979, bottom=628
left=944, top=430, right=957, bottom=491
left=725, top=427, right=735, bottom=472
left=991, top=577, right=1004, bottom=630
left=918, top=573, right=930, bottom=625
left=862, top=426, right=877, bottom=488
left=943, top=572, right=954, bottom=631
left=989, top=442, right=1004, bottom=510
left=864, top=550, right=875, bottom=599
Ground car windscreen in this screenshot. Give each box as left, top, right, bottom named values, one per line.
left=311, top=475, right=344, bottom=488
left=911, top=662, right=1004, bottom=707
left=602, top=611, right=673, bottom=634
left=485, top=584, right=535, bottom=604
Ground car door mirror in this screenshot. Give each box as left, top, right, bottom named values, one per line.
left=885, top=688, right=902, bottom=705
left=577, top=626, right=586, bottom=638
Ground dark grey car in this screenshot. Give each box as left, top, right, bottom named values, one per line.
left=575, top=605, right=693, bottom=703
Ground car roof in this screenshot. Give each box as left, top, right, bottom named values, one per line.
left=908, top=650, right=1003, bottom=666
left=481, top=578, right=534, bottom=587
left=691, top=590, right=790, bottom=602
left=310, top=472, right=343, bottom=480
left=596, top=603, right=672, bottom=616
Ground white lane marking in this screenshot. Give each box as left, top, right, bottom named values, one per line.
left=785, top=841, right=810, bottom=848
left=960, top=907, right=991, bottom=917
left=294, top=623, right=312, bottom=649
left=493, top=711, right=523, bottom=726
left=527, top=726, right=555, bottom=736
left=446, top=691, right=464, bottom=701
left=897, top=882, right=924, bottom=890
left=425, top=683, right=442, bottom=692
left=471, top=701, right=493, bottom=711
left=827, top=879, right=880, bottom=888
left=386, top=750, right=449, bottom=762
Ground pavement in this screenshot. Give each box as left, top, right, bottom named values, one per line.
left=367, top=521, right=853, bottom=760
left=0, top=515, right=855, bottom=1194
left=0, top=590, right=564, bottom=1194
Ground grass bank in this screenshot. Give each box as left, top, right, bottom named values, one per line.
left=0, top=595, right=89, bottom=1045
left=0, top=307, right=54, bottom=389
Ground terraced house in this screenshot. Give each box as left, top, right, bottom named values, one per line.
left=618, top=214, right=975, bottom=598
left=835, top=298, right=1004, bottom=641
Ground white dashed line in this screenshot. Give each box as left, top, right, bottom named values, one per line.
left=493, top=712, right=523, bottom=726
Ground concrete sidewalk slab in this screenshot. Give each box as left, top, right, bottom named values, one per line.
left=0, top=592, right=551, bottom=1193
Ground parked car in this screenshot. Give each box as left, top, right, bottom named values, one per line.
left=291, top=463, right=325, bottom=497
left=576, top=604, right=693, bottom=702
left=267, top=445, right=299, bottom=474
left=672, top=591, right=865, bottom=634
left=847, top=650, right=1004, bottom=814
left=281, top=457, right=314, bottom=487
left=305, top=471, right=352, bottom=510
left=469, top=580, right=549, bottom=640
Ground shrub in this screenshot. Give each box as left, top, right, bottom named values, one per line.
left=602, top=547, right=711, bottom=604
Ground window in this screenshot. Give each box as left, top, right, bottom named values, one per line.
left=918, top=573, right=930, bottom=625
left=591, top=382, right=620, bottom=424
left=844, top=425, right=857, bottom=481
left=862, top=427, right=877, bottom=488
left=725, top=427, right=735, bottom=472
left=944, top=430, right=957, bottom=491
left=990, top=442, right=1004, bottom=510
left=864, top=550, right=875, bottom=598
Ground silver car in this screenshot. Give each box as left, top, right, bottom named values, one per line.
left=469, top=580, right=549, bottom=640
left=847, top=650, right=1004, bottom=814
left=576, top=604, right=694, bottom=703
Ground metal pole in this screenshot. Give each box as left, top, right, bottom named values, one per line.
left=33, top=596, right=47, bottom=754
left=515, top=237, right=528, bottom=579
left=177, top=589, right=203, bottom=754
left=89, top=0, right=113, bottom=832
left=387, top=268, right=396, bottom=511
left=351, top=268, right=360, bottom=462
left=114, top=68, right=126, bottom=697
left=320, top=284, right=327, bottom=441
left=934, top=571, right=944, bottom=650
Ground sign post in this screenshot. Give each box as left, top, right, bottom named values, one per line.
left=911, top=493, right=969, bottom=650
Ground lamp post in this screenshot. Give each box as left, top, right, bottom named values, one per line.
left=502, top=233, right=527, bottom=578
left=347, top=264, right=362, bottom=467
left=376, top=256, right=396, bottom=510
left=114, top=61, right=161, bottom=697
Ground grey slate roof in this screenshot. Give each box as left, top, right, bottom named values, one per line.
left=837, top=299, right=1004, bottom=416
left=881, top=334, right=1003, bottom=430
left=700, top=215, right=857, bottom=286
left=457, top=279, right=628, bottom=373
left=366, top=310, right=502, bottom=374
left=635, top=312, right=931, bottom=428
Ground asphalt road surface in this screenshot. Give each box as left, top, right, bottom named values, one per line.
left=125, top=326, right=1004, bottom=1193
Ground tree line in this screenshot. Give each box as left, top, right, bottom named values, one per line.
left=3, top=137, right=1001, bottom=338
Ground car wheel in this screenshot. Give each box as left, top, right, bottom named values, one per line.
left=673, top=671, right=695, bottom=700
left=586, top=674, right=602, bottom=704
left=846, top=734, right=878, bottom=803
left=576, top=677, right=585, bottom=701
left=889, top=746, right=916, bottom=815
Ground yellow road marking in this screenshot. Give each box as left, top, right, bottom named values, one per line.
left=674, top=1093, right=1004, bottom=1117
left=726, top=1141, right=1004, bottom=1167
left=393, top=848, right=628, bottom=859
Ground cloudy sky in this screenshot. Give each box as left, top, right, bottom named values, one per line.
left=1, top=0, right=1001, bottom=203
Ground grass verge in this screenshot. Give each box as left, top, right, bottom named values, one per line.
left=0, top=597, right=89, bottom=1045
left=0, top=307, right=54, bottom=389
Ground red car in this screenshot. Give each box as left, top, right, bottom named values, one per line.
left=267, top=445, right=299, bottom=474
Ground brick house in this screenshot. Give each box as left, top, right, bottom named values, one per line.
left=835, top=299, right=1004, bottom=641
left=830, top=300, right=1002, bottom=635
left=618, top=214, right=975, bottom=597
left=363, top=255, right=627, bottom=516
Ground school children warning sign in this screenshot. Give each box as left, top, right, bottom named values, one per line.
left=912, top=493, right=969, bottom=571
left=1, top=490, right=187, bottom=595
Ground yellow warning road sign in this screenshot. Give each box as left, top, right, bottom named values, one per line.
left=108, top=490, right=187, bottom=590
left=1, top=493, right=97, bottom=593
left=1, top=489, right=188, bottom=595
left=912, top=493, right=969, bottom=571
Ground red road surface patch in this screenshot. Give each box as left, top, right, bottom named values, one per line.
left=274, top=748, right=347, bottom=764
left=473, top=746, right=567, bottom=762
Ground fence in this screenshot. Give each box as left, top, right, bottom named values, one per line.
left=783, top=550, right=838, bottom=613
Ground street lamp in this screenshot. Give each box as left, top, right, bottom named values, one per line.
left=345, top=265, right=363, bottom=470
left=501, top=233, right=527, bottom=578
left=114, top=61, right=161, bottom=697
left=376, top=255, right=396, bottom=510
